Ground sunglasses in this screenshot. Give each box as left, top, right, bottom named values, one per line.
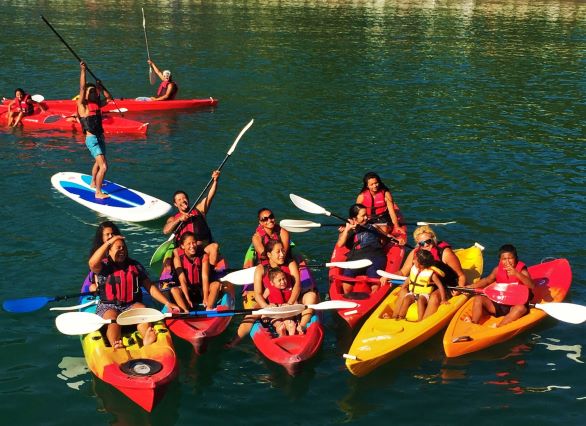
left=417, top=238, right=434, bottom=247
left=260, top=214, right=275, bottom=222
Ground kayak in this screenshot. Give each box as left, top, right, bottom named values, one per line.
left=78, top=282, right=178, bottom=411
left=344, top=243, right=484, bottom=377
left=28, top=97, right=218, bottom=114
left=328, top=206, right=407, bottom=328
left=0, top=105, right=148, bottom=135
left=160, top=257, right=235, bottom=354
left=443, top=258, right=572, bottom=357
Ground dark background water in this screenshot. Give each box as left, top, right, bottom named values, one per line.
left=0, top=1, right=584, bottom=425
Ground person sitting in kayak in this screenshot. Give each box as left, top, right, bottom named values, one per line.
left=264, top=267, right=300, bottom=336
left=468, top=244, right=534, bottom=327
left=337, top=203, right=390, bottom=294
left=399, top=225, right=466, bottom=317
left=148, top=59, right=178, bottom=100
left=5, top=88, right=44, bottom=127
left=163, top=170, right=221, bottom=272
left=252, top=208, right=291, bottom=264
left=169, top=232, right=228, bottom=312
left=89, top=235, right=179, bottom=349
left=86, top=221, right=122, bottom=292
left=392, top=250, right=447, bottom=321
left=77, top=61, right=111, bottom=199
left=356, top=172, right=401, bottom=232
left=254, top=241, right=317, bottom=335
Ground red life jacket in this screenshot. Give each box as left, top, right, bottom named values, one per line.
left=496, top=260, right=526, bottom=283
left=361, top=189, right=387, bottom=218
left=175, top=210, right=213, bottom=244
left=256, top=224, right=282, bottom=246
left=157, top=80, right=178, bottom=99
left=176, top=253, right=201, bottom=286
left=414, top=241, right=451, bottom=262
left=97, top=258, right=143, bottom=305
left=262, top=265, right=294, bottom=305
left=12, top=94, right=34, bottom=115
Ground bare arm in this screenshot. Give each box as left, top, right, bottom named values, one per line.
left=432, top=273, right=447, bottom=303
left=144, top=278, right=179, bottom=311
left=468, top=266, right=497, bottom=289
left=147, top=59, right=164, bottom=80
left=253, top=265, right=269, bottom=308
left=77, top=62, right=87, bottom=112
left=252, top=233, right=265, bottom=259
left=163, top=213, right=189, bottom=235
left=384, top=191, right=400, bottom=229
left=88, top=235, right=124, bottom=273
left=400, top=250, right=415, bottom=276
left=196, top=170, right=220, bottom=214
left=279, top=228, right=291, bottom=256
left=442, top=248, right=467, bottom=287
left=287, top=261, right=301, bottom=304
left=336, top=222, right=354, bottom=247
left=172, top=251, right=192, bottom=308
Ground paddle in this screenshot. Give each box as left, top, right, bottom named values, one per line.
left=49, top=299, right=98, bottom=311
left=149, top=119, right=254, bottom=267
left=401, top=221, right=457, bottom=226
left=280, top=219, right=455, bottom=233
left=3, top=291, right=96, bottom=313
left=31, top=94, right=45, bottom=103
left=40, top=15, right=123, bottom=114
left=55, top=312, right=112, bottom=335
left=219, top=259, right=373, bottom=285
left=376, top=270, right=530, bottom=306
left=289, top=194, right=410, bottom=248
left=141, top=8, right=156, bottom=85
left=532, top=302, right=586, bottom=324
left=116, top=300, right=360, bottom=326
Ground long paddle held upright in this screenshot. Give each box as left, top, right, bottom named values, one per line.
left=150, top=119, right=254, bottom=268
left=141, top=8, right=156, bottom=85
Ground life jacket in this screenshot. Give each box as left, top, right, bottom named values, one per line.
left=175, top=210, right=213, bottom=244
left=12, top=94, right=34, bottom=115
left=496, top=260, right=526, bottom=283
left=157, top=80, right=178, bottom=99
left=361, top=189, right=392, bottom=223
left=415, top=241, right=458, bottom=286
left=408, top=264, right=445, bottom=295
left=262, top=265, right=294, bottom=305
left=97, top=258, right=143, bottom=305
left=351, top=224, right=383, bottom=251
left=255, top=224, right=283, bottom=265
left=78, top=100, right=104, bottom=135
left=173, top=253, right=201, bottom=286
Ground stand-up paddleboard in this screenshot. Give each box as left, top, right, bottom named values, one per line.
left=51, top=172, right=172, bottom=222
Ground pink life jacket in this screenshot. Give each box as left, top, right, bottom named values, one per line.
left=496, top=260, right=526, bottom=283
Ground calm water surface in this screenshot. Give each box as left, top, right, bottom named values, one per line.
left=0, top=1, right=584, bottom=425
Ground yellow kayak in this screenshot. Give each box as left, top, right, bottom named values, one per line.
left=344, top=243, right=484, bottom=377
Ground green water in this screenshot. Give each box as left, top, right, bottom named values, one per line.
left=1, top=1, right=584, bottom=425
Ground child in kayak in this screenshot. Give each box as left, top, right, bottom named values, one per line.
left=264, top=267, right=301, bottom=336
left=468, top=244, right=534, bottom=327
left=392, top=250, right=447, bottom=321
left=5, top=88, right=43, bottom=127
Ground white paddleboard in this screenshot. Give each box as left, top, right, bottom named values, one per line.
left=51, top=172, right=172, bottom=222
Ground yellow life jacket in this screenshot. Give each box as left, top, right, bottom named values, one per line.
left=408, top=265, right=445, bottom=295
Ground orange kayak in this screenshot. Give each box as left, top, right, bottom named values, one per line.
left=443, top=258, right=572, bottom=357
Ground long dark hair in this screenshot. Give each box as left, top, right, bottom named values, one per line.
left=360, top=172, right=390, bottom=193
left=348, top=203, right=366, bottom=219
left=89, top=221, right=121, bottom=257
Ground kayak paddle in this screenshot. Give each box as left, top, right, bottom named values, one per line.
left=280, top=218, right=455, bottom=233
left=31, top=94, right=45, bottom=103
left=141, top=8, right=156, bottom=85
left=531, top=302, right=586, bottom=324
left=3, top=291, right=96, bottom=313
left=55, top=312, right=112, bottom=335
left=150, top=119, right=254, bottom=269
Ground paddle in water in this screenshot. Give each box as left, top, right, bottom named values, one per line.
left=150, top=119, right=254, bottom=268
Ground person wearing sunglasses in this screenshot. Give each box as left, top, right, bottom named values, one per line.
left=356, top=172, right=401, bottom=231
left=397, top=225, right=466, bottom=318
left=252, top=208, right=291, bottom=264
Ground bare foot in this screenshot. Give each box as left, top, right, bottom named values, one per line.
left=285, top=320, right=296, bottom=335
left=296, top=324, right=306, bottom=335
left=90, top=182, right=96, bottom=188
left=276, top=322, right=286, bottom=337
left=95, top=192, right=110, bottom=199
left=142, top=327, right=157, bottom=346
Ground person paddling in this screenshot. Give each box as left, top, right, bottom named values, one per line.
left=148, top=59, right=178, bottom=100
left=77, top=61, right=111, bottom=199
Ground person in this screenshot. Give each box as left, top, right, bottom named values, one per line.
left=86, top=221, right=122, bottom=292
left=468, top=244, right=534, bottom=327
left=336, top=203, right=390, bottom=294
left=77, top=61, right=111, bottom=199
left=263, top=267, right=299, bottom=336
left=5, top=88, right=43, bottom=127
left=252, top=208, right=291, bottom=263
left=89, top=235, right=179, bottom=349
left=398, top=225, right=466, bottom=317
left=147, top=59, right=178, bottom=100
left=356, top=172, right=400, bottom=230
left=169, top=232, right=229, bottom=312
left=392, top=250, right=447, bottom=321
left=163, top=170, right=221, bottom=269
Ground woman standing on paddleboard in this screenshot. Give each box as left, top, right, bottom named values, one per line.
left=77, top=61, right=111, bottom=199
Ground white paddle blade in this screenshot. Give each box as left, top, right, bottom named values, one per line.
left=109, top=108, right=128, bottom=113
left=49, top=299, right=98, bottom=311
left=116, top=307, right=168, bottom=326
left=227, top=119, right=254, bottom=155
left=280, top=219, right=321, bottom=229
left=254, top=304, right=305, bottom=318
left=326, top=259, right=372, bottom=269
left=31, top=94, right=45, bottom=103
left=308, top=300, right=359, bottom=310
left=289, top=194, right=330, bottom=216
left=55, top=312, right=111, bottom=335
left=534, top=302, right=586, bottom=324
left=220, top=267, right=256, bottom=285
left=149, top=67, right=156, bottom=85
left=377, top=270, right=407, bottom=281
left=416, top=221, right=457, bottom=226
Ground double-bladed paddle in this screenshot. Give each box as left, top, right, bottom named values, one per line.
left=280, top=219, right=455, bottom=233
left=3, top=291, right=96, bottom=313
left=149, top=119, right=254, bottom=269
left=219, top=259, right=373, bottom=285
left=141, top=8, right=156, bottom=85
left=55, top=311, right=112, bottom=335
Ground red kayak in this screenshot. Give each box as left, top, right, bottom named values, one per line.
left=0, top=105, right=148, bottom=135
left=328, top=207, right=407, bottom=328
left=160, top=258, right=235, bottom=355
left=29, top=97, right=218, bottom=114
